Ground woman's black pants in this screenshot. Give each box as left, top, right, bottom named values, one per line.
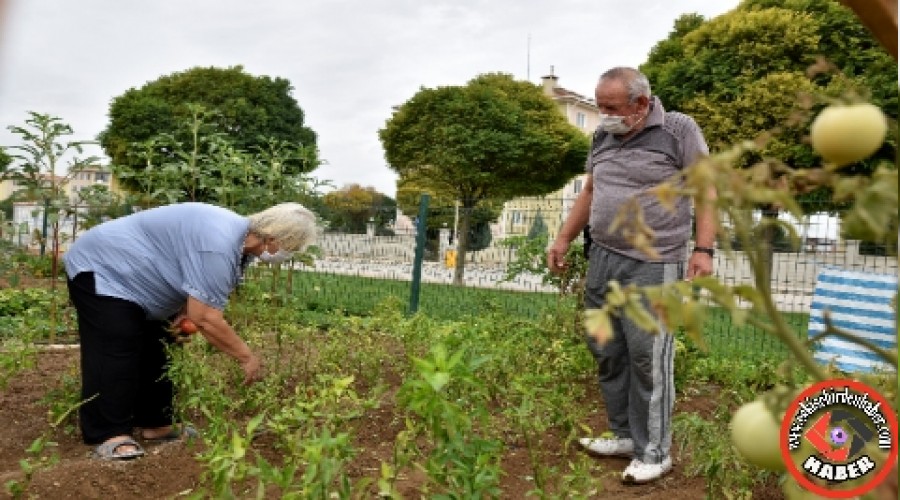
left=66, top=272, right=175, bottom=445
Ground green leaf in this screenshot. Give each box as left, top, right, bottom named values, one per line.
left=425, top=372, right=451, bottom=392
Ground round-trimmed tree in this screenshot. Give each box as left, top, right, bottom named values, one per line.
left=99, top=65, right=317, bottom=191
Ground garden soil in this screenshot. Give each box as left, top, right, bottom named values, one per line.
left=0, top=348, right=786, bottom=499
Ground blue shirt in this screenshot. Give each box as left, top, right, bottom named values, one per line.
left=63, top=203, right=250, bottom=320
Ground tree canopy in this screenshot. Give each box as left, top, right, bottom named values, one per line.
left=99, top=66, right=318, bottom=190
left=379, top=72, right=589, bottom=283
left=107, top=105, right=323, bottom=213
left=379, top=73, right=589, bottom=205
left=0, top=148, right=10, bottom=172
left=641, top=0, right=898, bottom=188
left=321, top=184, right=396, bottom=234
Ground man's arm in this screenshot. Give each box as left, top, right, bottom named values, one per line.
left=679, top=114, right=715, bottom=280
left=547, top=175, right=593, bottom=274
left=687, top=185, right=716, bottom=279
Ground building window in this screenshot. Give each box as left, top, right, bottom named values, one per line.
left=576, top=112, right=586, bottom=128
left=512, top=211, right=522, bottom=225
left=94, top=172, right=110, bottom=183
left=573, top=179, right=583, bottom=194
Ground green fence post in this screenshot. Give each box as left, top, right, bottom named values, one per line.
left=409, top=193, right=430, bottom=314
left=39, top=197, right=50, bottom=257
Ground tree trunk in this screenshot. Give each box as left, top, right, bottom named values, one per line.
left=452, top=205, right=473, bottom=286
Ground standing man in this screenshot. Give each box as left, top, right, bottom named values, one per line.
left=547, top=67, right=715, bottom=484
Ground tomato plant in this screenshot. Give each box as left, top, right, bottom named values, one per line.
left=730, top=399, right=785, bottom=472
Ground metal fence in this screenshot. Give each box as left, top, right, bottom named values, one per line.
left=8, top=197, right=896, bottom=358
left=300, top=198, right=896, bottom=299
left=288, top=196, right=897, bottom=360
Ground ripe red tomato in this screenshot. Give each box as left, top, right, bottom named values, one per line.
left=178, top=318, right=199, bottom=334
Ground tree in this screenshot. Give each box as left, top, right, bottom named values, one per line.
left=111, top=105, right=324, bottom=213
left=527, top=210, right=548, bottom=240
left=380, top=73, right=589, bottom=284
left=0, top=148, right=11, bottom=172
left=641, top=0, right=898, bottom=181
left=71, top=184, right=128, bottom=232
left=396, top=179, right=501, bottom=257
left=99, top=66, right=318, bottom=191
left=641, top=0, right=899, bottom=276
left=321, top=184, right=396, bottom=234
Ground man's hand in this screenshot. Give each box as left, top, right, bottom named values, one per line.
left=547, top=240, right=571, bottom=275
left=241, top=352, right=263, bottom=386
left=686, top=252, right=713, bottom=280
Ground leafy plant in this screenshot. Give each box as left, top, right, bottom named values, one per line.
left=396, top=344, right=503, bottom=498
left=499, top=234, right=587, bottom=296
left=674, top=409, right=773, bottom=499
left=2, top=112, right=98, bottom=270
left=3, top=393, right=85, bottom=498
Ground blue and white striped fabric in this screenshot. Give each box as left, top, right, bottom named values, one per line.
left=808, top=267, right=897, bottom=373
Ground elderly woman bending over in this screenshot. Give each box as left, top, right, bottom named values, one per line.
left=63, top=202, right=317, bottom=460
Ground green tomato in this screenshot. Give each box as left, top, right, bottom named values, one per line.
left=810, top=103, right=887, bottom=166
left=730, top=399, right=786, bottom=471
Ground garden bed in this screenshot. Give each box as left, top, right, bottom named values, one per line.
left=0, top=346, right=783, bottom=499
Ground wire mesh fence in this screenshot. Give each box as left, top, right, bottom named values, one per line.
left=288, top=196, right=897, bottom=361
left=5, top=197, right=895, bottom=361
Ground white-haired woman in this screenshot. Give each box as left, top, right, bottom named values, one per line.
left=63, top=202, right=316, bottom=460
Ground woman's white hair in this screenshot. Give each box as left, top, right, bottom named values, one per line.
left=248, top=202, right=317, bottom=252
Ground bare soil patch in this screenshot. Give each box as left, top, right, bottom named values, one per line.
left=1, top=348, right=783, bottom=499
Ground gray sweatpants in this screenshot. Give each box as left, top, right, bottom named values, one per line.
left=584, top=245, right=683, bottom=465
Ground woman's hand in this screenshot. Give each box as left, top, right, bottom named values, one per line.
left=185, top=296, right=262, bottom=384
left=241, top=352, right=263, bottom=385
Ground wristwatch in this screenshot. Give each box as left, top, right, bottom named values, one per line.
left=693, top=246, right=715, bottom=257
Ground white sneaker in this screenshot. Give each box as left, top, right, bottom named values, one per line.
left=621, top=457, right=673, bottom=484
left=577, top=436, right=634, bottom=457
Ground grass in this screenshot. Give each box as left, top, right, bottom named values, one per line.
left=256, top=268, right=809, bottom=364
left=700, top=306, right=809, bottom=364
left=269, top=268, right=560, bottom=321
left=0, top=265, right=810, bottom=365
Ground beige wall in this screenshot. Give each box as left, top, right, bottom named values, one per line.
left=65, top=166, right=116, bottom=201
left=0, top=179, right=19, bottom=200
left=0, top=165, right=118, bottom=203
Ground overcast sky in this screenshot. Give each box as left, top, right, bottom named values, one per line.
left=0, top=0, right=739, bottom=198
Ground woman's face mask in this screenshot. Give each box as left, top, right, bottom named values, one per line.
left=258, top=249, right=293, bottom=264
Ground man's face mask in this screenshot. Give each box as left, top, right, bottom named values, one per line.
left=258, top=249, right=293, bottom=264
left=598, top=109, right=647, bottom=135
left=598, top=113, right=632, bottom=134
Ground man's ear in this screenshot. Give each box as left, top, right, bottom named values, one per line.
left=636, top=95, right=650, bottom=110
